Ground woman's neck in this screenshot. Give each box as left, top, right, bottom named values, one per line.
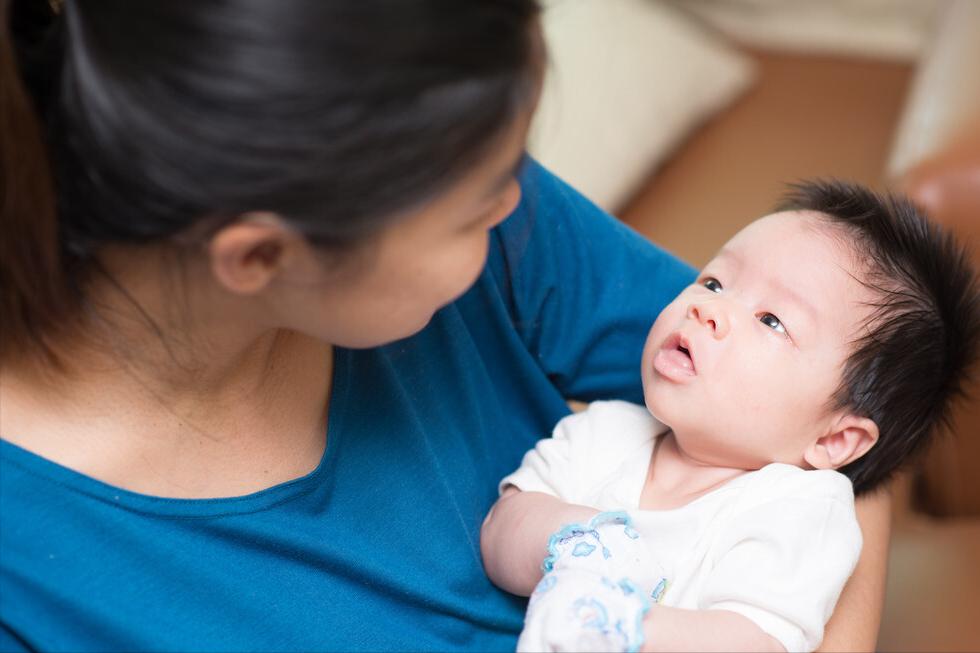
left=0, top=246, right=335, bottom=498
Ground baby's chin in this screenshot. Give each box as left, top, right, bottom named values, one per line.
left=642, top=391, right=677, bottom=429
left=642, top=389, right=726, bottom=439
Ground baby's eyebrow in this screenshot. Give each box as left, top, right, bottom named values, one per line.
left=769, top=277, right=818, bottom=325
left=714, top=247, right=818, bottom=325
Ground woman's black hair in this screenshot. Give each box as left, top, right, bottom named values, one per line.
left=778, top=180, right=980, bottom=495
left=1, top=0, right=541, bottom=364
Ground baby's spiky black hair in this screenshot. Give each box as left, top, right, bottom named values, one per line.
left=778, top=179, right=980, bottom=495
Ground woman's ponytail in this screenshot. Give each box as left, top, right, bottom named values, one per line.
left=1, top=0, right=74, bottom=367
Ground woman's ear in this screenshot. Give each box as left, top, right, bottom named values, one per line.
left=804, top=414, right=879, bottom=470
left=208, top=213, right=296, bottom=295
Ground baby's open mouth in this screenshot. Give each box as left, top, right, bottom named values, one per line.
left=657, top=333, right=696, bottom=375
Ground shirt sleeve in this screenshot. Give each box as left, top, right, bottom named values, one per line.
left=699, top=470, right=862, bottom=653
left=498, top=400, right=663, bottom=504
left=491, top=158, right=696, bottom=404
left=498, top=407, right=597, bottom=503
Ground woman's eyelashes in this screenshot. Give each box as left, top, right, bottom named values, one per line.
left=697, top=276, right=791, bottom=338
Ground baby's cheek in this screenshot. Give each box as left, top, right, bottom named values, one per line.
left=648, top=303, right=682, bottom=341
left=641, top=321, right=669, bottom=369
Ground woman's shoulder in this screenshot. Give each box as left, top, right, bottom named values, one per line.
left=496, top=157, right=682, bottom=258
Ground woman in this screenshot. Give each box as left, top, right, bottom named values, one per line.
left=0, top=0, right=888, bottom=650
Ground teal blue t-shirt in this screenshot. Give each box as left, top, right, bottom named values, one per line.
left=0, top=160, right=695, bottom=651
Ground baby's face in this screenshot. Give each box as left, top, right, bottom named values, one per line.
left=641, top=211, right=873, bottom=469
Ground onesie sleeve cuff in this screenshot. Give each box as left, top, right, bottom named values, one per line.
left=497, top=467, right=560, bottom=497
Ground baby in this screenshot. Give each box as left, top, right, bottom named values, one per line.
left=481, top=180, right=980, bottom=653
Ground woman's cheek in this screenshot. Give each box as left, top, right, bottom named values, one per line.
left=456, top=245, right=490, bottom=299
left=430, top=234, right=491, bottom=305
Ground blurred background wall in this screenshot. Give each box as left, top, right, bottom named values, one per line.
left=528, top=1, right=980, bottom=650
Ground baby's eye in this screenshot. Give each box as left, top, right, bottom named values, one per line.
left=759, top=312, right=787, bottom=335
left=702, top=277, right=723, bottom=293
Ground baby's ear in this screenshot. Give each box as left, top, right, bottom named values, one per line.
left=804, top=414, right=879, bottom=470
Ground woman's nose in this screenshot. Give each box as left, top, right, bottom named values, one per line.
left=687, top=301, right=730, bottom=339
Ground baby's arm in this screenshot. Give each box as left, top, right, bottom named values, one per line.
left=480, top=486, right=598, bottom=596
left=641, top=605, right=785, bottom=652
left=482, top=403, right=639, bottom=595
left=653, top=472, right=863, bottom=653
left=486, top=490, right=786, bottom=652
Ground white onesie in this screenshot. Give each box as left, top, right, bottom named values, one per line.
left=501, top=400, right=862, bottom=653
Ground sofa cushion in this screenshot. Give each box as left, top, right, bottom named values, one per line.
left=528, top=0, right=755, bottom=212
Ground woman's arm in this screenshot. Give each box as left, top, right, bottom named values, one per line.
left=480, top=487, right=598, bottom=596
left=818, top=486, right=891, bottom=652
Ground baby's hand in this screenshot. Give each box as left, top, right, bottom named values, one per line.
left=542, top=511, right=664, bottom=593
left=516, top=511, right=671, bottom=651
left=518, top=569, right=649, bottom=652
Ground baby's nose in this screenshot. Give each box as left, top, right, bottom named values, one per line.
left=688, top=302, right=730, bottom=339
